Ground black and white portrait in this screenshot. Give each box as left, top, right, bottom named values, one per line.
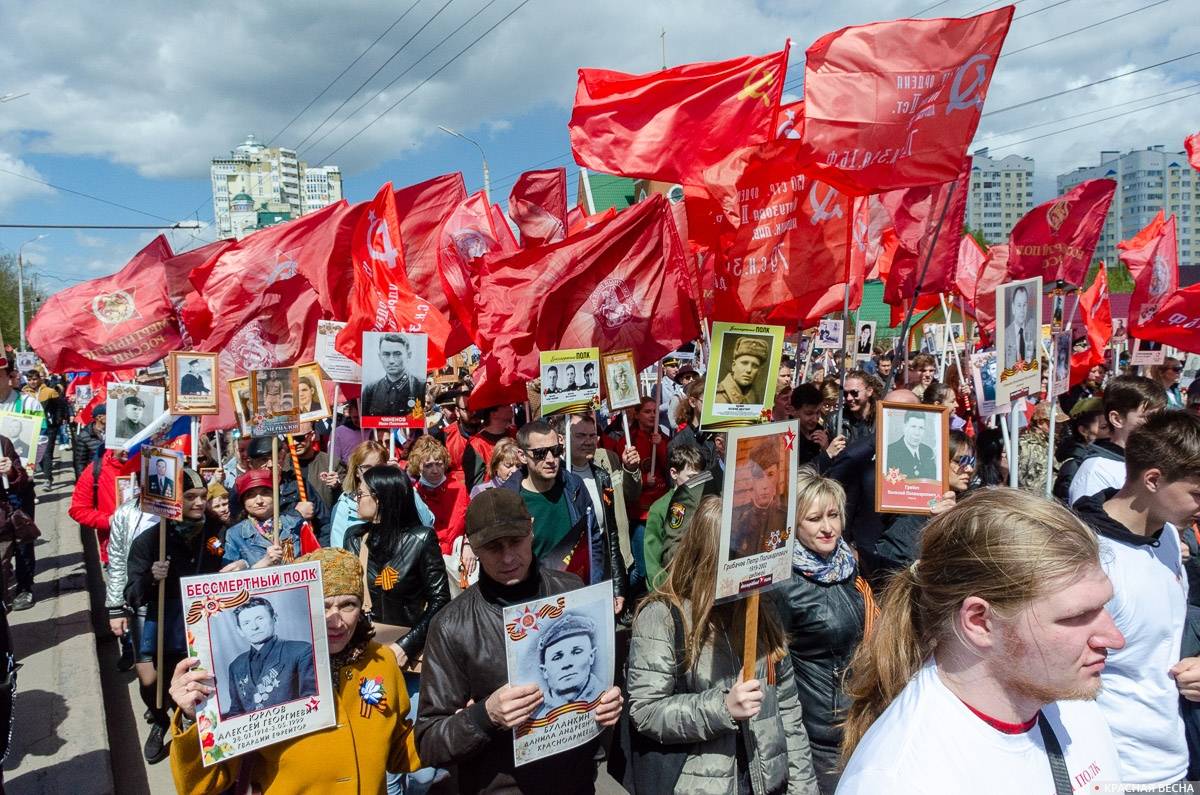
left=1053, top=332, right=1071, bottom=394
left=883, top=409, right=939, bottom=481
left=296, top=364, right=330, bottom=422
left=815, top=319, right=844, bottom=350
left=360, top=332, right=427, bottom=425
left=170, top=351, right=218, bottom=414
left=877, top=402, right=948, bottom=515
left=0, top=413, right=38, bottom=466
left=105, top=384, right=165, bottom=448
left=998, top=279, right=1041, bottom=372
left=214, top=593, right=318, bottom=720
left=856, top=322, right=876, bottom=356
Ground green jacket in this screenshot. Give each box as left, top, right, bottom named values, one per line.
left=644, top=471, right=721, bottom=592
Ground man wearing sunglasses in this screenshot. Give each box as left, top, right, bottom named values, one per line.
left=1155, top=357, right=1185, bottom=410
left=500, top=420, right=601, bottom=586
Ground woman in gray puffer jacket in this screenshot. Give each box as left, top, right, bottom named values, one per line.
left=627, top=495, right=819, bottom=795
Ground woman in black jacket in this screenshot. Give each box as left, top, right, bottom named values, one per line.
left=774, top=469, right=877, bottom=795
left=341, top=466, right=451, bottom=668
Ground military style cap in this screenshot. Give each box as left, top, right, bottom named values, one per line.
left=536, top=613, right=597, bottom=662
left=732, top=337, right=770, bottom=363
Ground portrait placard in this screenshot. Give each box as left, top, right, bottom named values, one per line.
left=105, top=383, right=166, bottom=449
left=716, top=421, right=798, bottom=603
left=948, top=322, right=966, bottom=350
left=14, top=352, right=41, bottom=375
left=993, top=276, right=1043, bottom=403
left=141, top=445, right=185, bottom=520
left=228, top=377, right=253, bottom=436
left=1130, top=337, right=1166, bottom=366
left=875, top=402, right=949, bottom=516
left=540, top=348, right=601, bottom=417
left=1050, top=290, right=1065, bottom=332
left=116, top=473, right=139, bottom=505
left=179, top=561, right=333, bottom=766
left=360, top=332, right=427, bottom=429
left=168, top=351, right=219, bottom=415
left=71, top=384, right=94, bottom=412
left=701, top=322, right=784, bottom=430
left=503, top=580, right=614, bottom=767
left=968, top=350, right=1009, bottom=418
left=250, top=367, right=300, bottom=437
left=0, top=411, right=43, bottom=468
left=315, top=320, right=361, bottom=384
left=1051, top=331, right=1072, bottom=397
left=1112, top=317, right=1129, bottom=343
left=600, top=350, right=640, bottom=411
left=814, top=319, right=844, bottom=350
left=855, top=321, right=877, bottom=358
left=295, top=363, right=330, bottom=422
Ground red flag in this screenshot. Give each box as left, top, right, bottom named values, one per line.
left=569, top=45, right=790, bottom=185
left=437, top=191, right=518, bottom=340
left=956, top=235, right=987, bottom=308
left=334, top=183, right=453, bottom=367
left=566, top=205, right=617, bottom=237
left=881, top=159, right=971, bottom=307
left=849, top=195, right=892, bottom=282
left=1186, top=132, right=1200, bottom=172
left=798, top=7, right=1013, bottom=195
left=508, top=168, right=567, bottom=246
left=162, top=240, right=235, bottom=347
left=1132, top=282, right=1200, bottom=353
left=27, top=235, right=183, bottom=371
left=973, top=243, right=1011, bottom=339
left=1120, top=211, right=1179, bottom=332
left=1007, top=179, right=1116, bottom=286
left=1070, top=264, right=1111, bottom=382
left=185, top=201, right=352, bottom=348
left=533, top=195, right=701, bottom=363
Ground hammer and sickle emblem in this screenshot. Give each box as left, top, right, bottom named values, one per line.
left=946, top=53, right=990, bottom=114
left=736, top=64, right=779, bottom=108
left=808, top=184, right=844, bottom=225
left=368, top=211, right=401, bottom=271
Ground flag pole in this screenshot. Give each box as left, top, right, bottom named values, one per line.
left=1045, top=283, right=1081, bottom=497
left=327, top=384, right=339, bottom=475
left=622, top=411, right=632, bottom=447
left=214, top=428, right=223, bottom=471
left=884, top=181, right=958, bottom=395
left=835, top=212, right=855, bottom=432
left=155, top=516, right=167, bottom=710
left=271, top=436, right=280, bottom=546
left=999, top=412, right=1013, bottom=473
left=741, top=592, right=759, bottom=681
left=1008, top=397, right=1020, bottom=489
left=190, top=416, right=199, bottom=470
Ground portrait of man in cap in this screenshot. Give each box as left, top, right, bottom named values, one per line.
left=179, top=358, right=210, bottom=396
left=360, top=332, right=426, bottom=420
left=729, top=439, right=787, bottom=560
left=221, top=595, right=317, bottom=719
left=531, top=613, right=606, bottom=719
left=117, top=394, right=147, bottom=438
left=715, top=334, right=771, bottom=406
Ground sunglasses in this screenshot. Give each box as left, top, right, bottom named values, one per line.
left=524, top=444, right=564, bottom=461
left=953, top=454, right=977, bottom=469
left=1168, top=365, right=1184, bottom=373
left=844, top=388, right=861, bottom=398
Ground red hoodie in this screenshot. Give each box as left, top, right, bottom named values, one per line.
left=415, top=477, right=469, bottom=555
left=69, top=450, right=137, bottom=563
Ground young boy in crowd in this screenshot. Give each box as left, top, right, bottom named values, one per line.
left=1068, top=375, right=1167, bottom=506
left=642, top=444, right=709, bottom=591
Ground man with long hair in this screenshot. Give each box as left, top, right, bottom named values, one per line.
left=838, top=489, right=1126, bottom=793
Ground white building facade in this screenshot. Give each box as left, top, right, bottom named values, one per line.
left=965, top=147, right=1035, bottom=243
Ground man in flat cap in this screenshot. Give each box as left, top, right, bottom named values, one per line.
left=533, top=613, right=606, bottom=719
left=715, top=336, right=770, bottom=405
left=117, top=395, right=148, bottom=439
left=179, top=358, right=210, bottom=396
left=730, top=439, right=787, bottom=560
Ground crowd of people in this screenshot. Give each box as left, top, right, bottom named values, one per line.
left=3, top=336, right=1200, bottom=794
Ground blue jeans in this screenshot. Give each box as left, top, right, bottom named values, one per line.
left=387, top=672, right=438, bottom=795
left=629, top=522, right=647, bottom=592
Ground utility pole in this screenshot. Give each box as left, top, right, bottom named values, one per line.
left=660, top=28, right=667, bottom=69
left=438, top=126, right=491, bottom=201
left=16, top=234, right=47, bottom=351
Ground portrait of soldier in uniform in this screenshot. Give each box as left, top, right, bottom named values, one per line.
left=361, top=333, right=424, bottom=419
left=531, top=614, right=606, bottom=720
left=222, top=596, right=317, bottom=720
left=715, top=335, right=770, bottom=406
left=729, top=440, right=787, bottom=560
left=885, top=410, right=938, bottom=481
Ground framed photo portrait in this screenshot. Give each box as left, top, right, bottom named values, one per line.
left=315, top=319, right=361, bottom=384
left=360, top=332, right=427, bottom=429
left=250, top=367, right=300, bottom=436
left=0, top=411, right=43, bottom=468
left=875, top=401, right=949, bottom=515
left=169, top=351, right=219, bottom=415
left=855, top=321, right=877, bottom=358
left=1050, top=290, right=1066, bottom=332
left=601, top=350, right=640, bottom=411
left=715, top=421, right=798, bottom=603
left=295, top=363, right=330, bottom=422
left=540, top=348, right=601, bottom=417
left=116, top=473, right=139, bottom=505
left=228, top=377, right=253, bottom=436
left=179, top=561, right=333, bottom=765
left=14, top=352, right=42, bottom=375
left=700, top=322, right=784, bottom=429
left=1051, top=331, right=1072, bottom=397
left=1112, top=317, right=1129, bottom=343
left=993, top=276, right=1043, bottom=403
left=814, top=319, right=844, bottom=350
left=503, top=580, right=615, bottom=766
left=1130, top=337, right=1166, bottom=366
left=141, top=445, right=184, bottom=520
left=968, top=350, right=1009, bottom=418
left=105, top=383, right=166, bottom=449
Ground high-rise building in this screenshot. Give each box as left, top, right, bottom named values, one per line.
left=965, top=147, right=1035, bottom=243
left=210, top=135, right=343, bottom=239
left=1057, top=146, right=1197, bottom=270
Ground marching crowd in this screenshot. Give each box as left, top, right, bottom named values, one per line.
left=3, top=339, right=1200, bottom=794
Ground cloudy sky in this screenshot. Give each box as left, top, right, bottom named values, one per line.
left=1, top=0, right=1196, bottom=290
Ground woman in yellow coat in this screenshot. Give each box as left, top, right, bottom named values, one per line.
left=168, top=547, right=421, bottom=794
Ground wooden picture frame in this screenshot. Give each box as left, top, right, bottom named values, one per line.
left=168, top=351, right=219, bottom=415
left=875, top=401, right=950, bottom=516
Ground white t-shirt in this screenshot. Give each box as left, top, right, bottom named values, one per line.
left=1068, top=456, right=1125, bottom=506
left=570, top=463, right=606, bottom=534
left=1095, top=524, right=1189, bottom=785
left=837, top=659, right=1123, bottom=795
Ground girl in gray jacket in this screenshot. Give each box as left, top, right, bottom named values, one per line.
left=627, top=495, right=819, bottom=795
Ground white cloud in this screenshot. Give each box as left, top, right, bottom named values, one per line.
left=0, top=150, right=54, bottom=211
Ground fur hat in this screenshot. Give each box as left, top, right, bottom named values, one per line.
left=296, top=547, right=363, bottom=601
left=732, top=337, right=769, bottom=363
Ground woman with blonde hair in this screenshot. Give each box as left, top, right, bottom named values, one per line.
left=775, top=469, right=876, bottom=794
left=407, top=435, right=471, bottom=593
left=626, top=495, right=818, bottom=794
left=468, top=437, right=521, bottom=499
left=837, top=489, right=1125, bottom=793
left=329, top=440, right=388, bottom=549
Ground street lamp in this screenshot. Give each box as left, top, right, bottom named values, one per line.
left=17, top=234, right=48, bottom=351
left=438, top=125, right=491, bottom=201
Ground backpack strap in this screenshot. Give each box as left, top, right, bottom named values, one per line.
left=91, top=454, right=102, bottom=508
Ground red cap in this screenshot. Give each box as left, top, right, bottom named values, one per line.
left=235, top=468, right=273, bottom=501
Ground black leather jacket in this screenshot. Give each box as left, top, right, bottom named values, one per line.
left=774, top=569, right=868, bottom=753
left=342, top=522, right=451, bottom=659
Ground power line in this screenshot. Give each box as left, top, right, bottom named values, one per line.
left=302, top=0, right=503, bottom=158
left=1001, top=0, right=1172, bottom=58
left=1013, top=0, right=1077, bottom=19
left=316, top=0, right=534, bottom=164
left=294, top=0, right=457, bottom=152
left=984, top=49, right=1200, bottom=115
left=914, top=0, right=958, bottom=15
left=0, top=223, right=201, bottom=230
left=266, top=0, right=422, bottom=146
left=0, top=167, right=181, bottom=223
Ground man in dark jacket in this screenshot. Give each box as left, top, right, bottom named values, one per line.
left=72, top=404, right=106, bottom=477
left=415, top=489, right=623, bottom=793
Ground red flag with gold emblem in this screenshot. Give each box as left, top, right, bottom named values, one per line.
left=798, top=7, right=1012, bottom=195
left=1120, top=211, right=1179, bottom=333
left=569, top=45, right=790, bottom=185
left=437, top=191, right=518, bottom=340
left=1006, top=179, right=1116, bottom=287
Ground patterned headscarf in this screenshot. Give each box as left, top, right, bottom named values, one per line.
left=297, top=547, right=363, bottom=601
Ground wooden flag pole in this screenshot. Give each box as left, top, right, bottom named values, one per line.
left=834, top=215, right=855, bottom=433
left=214, top=428, right=223, bottom=471
left=791, top=331, right=804, bottom=389
left=271, top=436, right=280, bottom=546
left=327, top=384, right=339, bottom=475
left=190, top=417, right=199, bottom=470
left=622, top=411, right=632, bottom=448
left=999, top=412, right=1013, bottom=471
left=741, top=592, right=759, bottom=682
left=884, top=181, right=958, bottom=394
left=1008, top=398, right=1021, bottom=489
left=155, top=516, right=167, bottom=710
